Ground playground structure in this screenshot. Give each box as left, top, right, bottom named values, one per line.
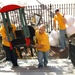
left=0, top=4, right=35, bottom=59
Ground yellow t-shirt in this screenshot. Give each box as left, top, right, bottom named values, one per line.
left=54, top=13, right=66, bottom=30
left=0, top=24, right=16, bottom=47
left=35, top=30, right=50, bottom=52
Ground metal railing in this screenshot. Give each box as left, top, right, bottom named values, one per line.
left=0, top=4, right=75, bottom=32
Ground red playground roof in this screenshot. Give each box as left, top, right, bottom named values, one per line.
left=0, top=4, right=25, bottom=13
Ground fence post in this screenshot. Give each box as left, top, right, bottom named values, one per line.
left=50, top=4, right=53, bottom=31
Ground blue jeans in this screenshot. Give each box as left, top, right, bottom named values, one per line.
left=59, top=29, right=66, bottom=50
left=37, top=50, right=49, bottom=67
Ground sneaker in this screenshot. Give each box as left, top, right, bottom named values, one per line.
left=13, top=64, right=19, bottom=67
left=38, top=65, right=43, bottom=68
left=59, top=49, right=65, bottom=52
left=12, top=65, right=19, bottom=68
left=44, top=64, right=47, bottom=67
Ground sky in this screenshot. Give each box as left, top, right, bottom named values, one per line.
left=0, top=0, right=75, bottom=7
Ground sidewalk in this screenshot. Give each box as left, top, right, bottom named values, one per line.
left=0, top=59, right=75, bottom=75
